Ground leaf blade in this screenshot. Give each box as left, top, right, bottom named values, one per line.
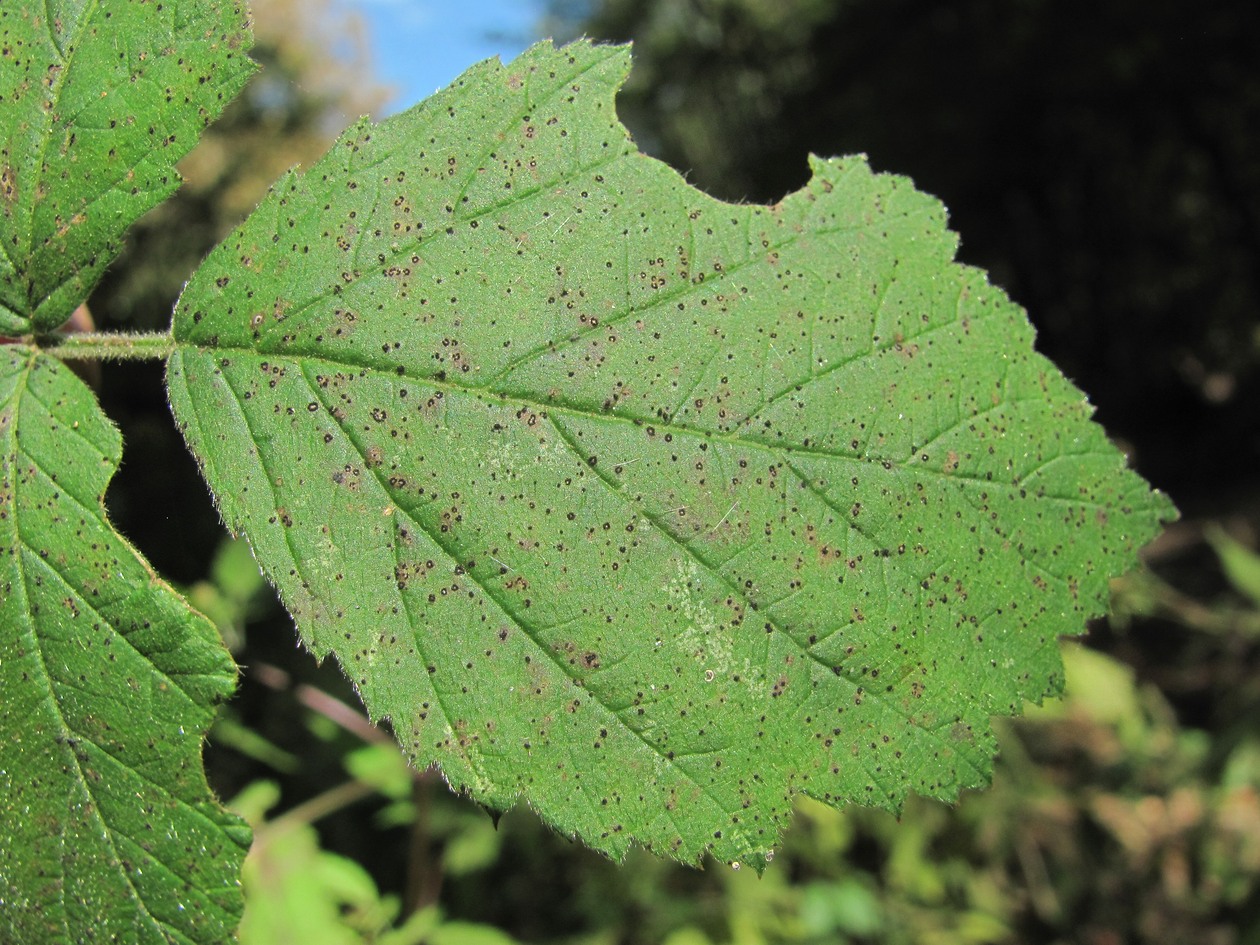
left=0, top=1, right=255, bottom=333
left=169, top=40, right=1174, bottom=866
left=0, top=346, right=249, bottom=944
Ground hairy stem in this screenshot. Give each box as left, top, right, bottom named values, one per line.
left=40, top=330, right=175, bottom=362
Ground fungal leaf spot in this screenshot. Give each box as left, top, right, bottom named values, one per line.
left=168, top=40, right=1176, bottom=870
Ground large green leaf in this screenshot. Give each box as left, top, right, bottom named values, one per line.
left=0, top=0, right=254, bottom=334
left=168, top=41, right=1174, bottom=867
left=0, top=346, right=250, bottom=944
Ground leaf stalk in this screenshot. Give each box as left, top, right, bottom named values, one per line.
left=39, top=330, right=176, bottom=362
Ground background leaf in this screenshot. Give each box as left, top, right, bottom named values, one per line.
left=0, top=346, right=249, bottom=944
left=168, top=40, right=1174, bottom=867
left=1206, top=525, right=1260, bottom=608
left=0, top=0, right=254, bottom=334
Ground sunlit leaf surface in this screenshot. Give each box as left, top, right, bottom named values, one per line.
left=0, top=1, right=254, bottom=333
left=169, top=41, right=1174, bottom=867
left=0, top=347, right=249, bottom=944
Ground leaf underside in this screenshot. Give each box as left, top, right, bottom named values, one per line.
left=0, top=0, right=255, bottom=334
left=168, top=41, right=1174, bottom=868
left=0, top=347, right=250, bottom=944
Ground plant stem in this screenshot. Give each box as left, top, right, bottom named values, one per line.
left=260, top=779, right=378, bottom=837
left=251, top=662, right=393, bottom=746
left=41, top=330, right=175, bottom=362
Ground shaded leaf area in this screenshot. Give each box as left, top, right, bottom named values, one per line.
left=0, top=0, right=254, bottom=334
left=0, top=346, right=250, bottom=944
left=168, top=41, right=1173, bottom=867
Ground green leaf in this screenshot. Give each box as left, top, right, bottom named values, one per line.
left=167, top=40, right=1175, bottom=867
left=345, top=742, right=413, bottom=800
left=235, top=783, right=425, bottom=945
left=0, top=1, right=255, bottom=334
left=1206, top=525, right=1260, bottom=608
left=0, top=346, right=249, bottom=944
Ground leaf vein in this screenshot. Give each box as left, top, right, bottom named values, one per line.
left=295, top=359, right=734, bottom=832
left=14, top=548, right=170, bottom=943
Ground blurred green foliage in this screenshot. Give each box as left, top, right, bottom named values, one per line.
left=232, top=778, right=522, bottom=945
left=87, top=0, right=1260, bottom=941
